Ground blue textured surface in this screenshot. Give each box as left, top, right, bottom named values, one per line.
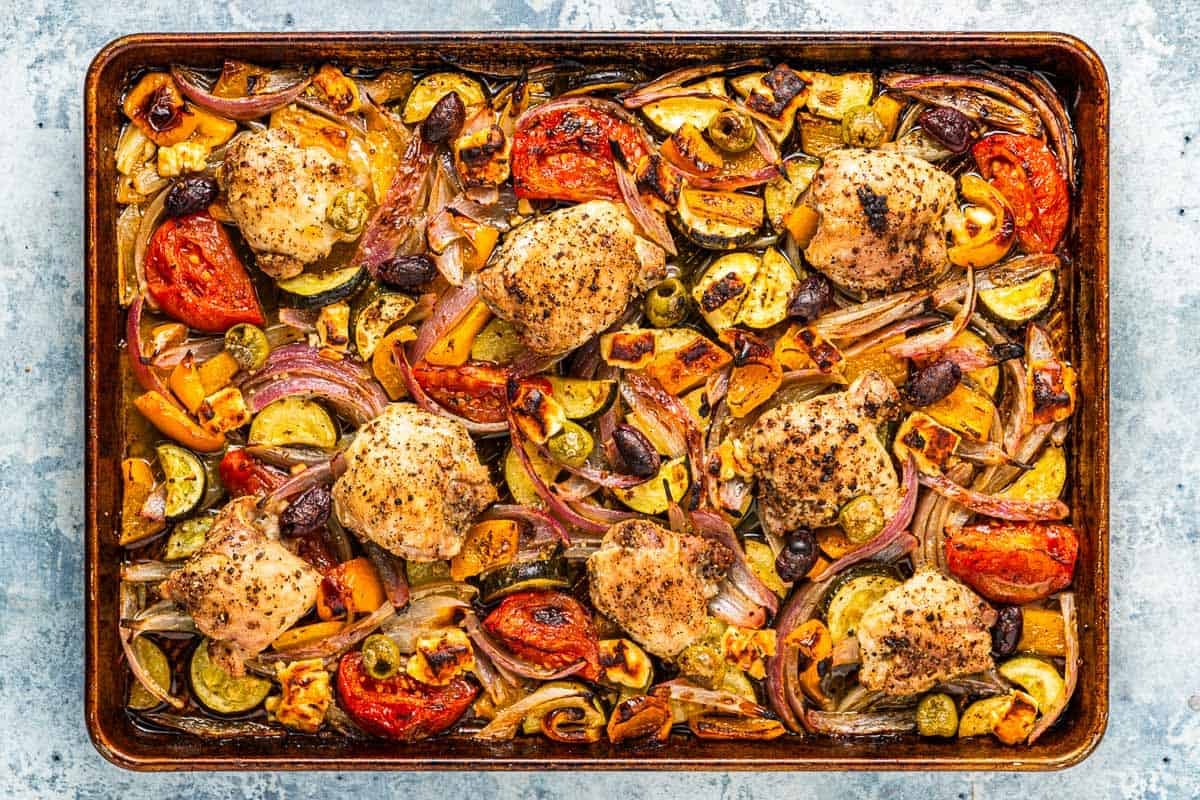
left=2, top=1, right=1199, bottom=797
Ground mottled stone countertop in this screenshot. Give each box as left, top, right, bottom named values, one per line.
left=1, top=0, right=1197, bottom=797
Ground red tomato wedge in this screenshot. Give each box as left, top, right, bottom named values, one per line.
left=972, top=134, right=1069, bottom=254
left=336, top=651, right=477, bottom=741
left=218, top=448, right=286, bottom=498
left=145, top=213, right=264, bottom=333
left=482, top=590, right=601, bottom=681
left=512, top=98, right=652, bottom=202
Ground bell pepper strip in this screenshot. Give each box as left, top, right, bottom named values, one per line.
left=972, top=133, right=1069, bottom=254
left=946, top=521, right=1079, bottom=604
left=1026, top=323, right=1077, bottom=425
left=481, top=590, right=601, bottom=682
left=218, top=448, right=287, bottom=498
left=144, top=213, right=264, bottom=333
left=272, top=620, right=346, bottom=652
left=336, top=651, right=477, bottom=741
left=947, top=174, right=1017, bottom=268
left=133, top=390, right=226, bottom=452
left=371, top=326, right=416, bottom=400
left=422, top=300, right=492, bottom=367
left=169, top=353, right=207, bottom=414
left=511, top=97, right=653, bottom=202
left=119, top=457, right=166, bottom=545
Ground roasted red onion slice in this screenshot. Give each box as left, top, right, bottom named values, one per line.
left=1029, top=593, right=1078, bottom=743
left=393, top=341, right=508, bottom=435
left=125, top=295, right=175, bottom=400
left=504, top=411, right=603, bottom=536
left=354, top=134, right=437, bottom=278
left=258, top=602, right=395, bottom=663
left=690, top=509, right=779, bottom=615
left=919, top=470, right=1069, bottom=521
left=804, top=709, right=916, bottom=736
left=171, top=66, right=311, bottom=121
left=888, top=266, right=976, bottom=360
left=462, top=612, right=588, bottom=681
left=613, top=157, right=677, bottom=256
left=409, top=283, right=480, bottom=364
left=480, top=503, right=570, bottom=545
left=119, top=582, right=185, bottom=709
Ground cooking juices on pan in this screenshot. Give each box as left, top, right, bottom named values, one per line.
left=114, top=57, right=1081, bottom=747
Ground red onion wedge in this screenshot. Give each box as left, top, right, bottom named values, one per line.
left=354, top=133, right=437, bottom=279
left=261, top=453, right=345, bottom=511
left=804, top=709, right=916, bottom=736
left=171, top=66, right=311, bottom=121
left=613, top=156, right=677, bottom=256
left=409, top=283, right=479, bottom=364
left=131, top=187, right=169, bottom=309
left=919, top=470, right=1069, bottom=521
left=125, top=295, right=175, bottom=400
left=888, top=265, right=976, bottom=360
left=259, top=602, right=395, bottom=663
left=1029, top=593, right=1078, bottom=743
left=709, top=583, right=768, bottom=628
left=619, top=58, right=768, bottom=104
left=690, top=509, right=779, bottom=615
left=363, top=541, right=410, bottom=609
left=119, top=582, right=185, bottom=709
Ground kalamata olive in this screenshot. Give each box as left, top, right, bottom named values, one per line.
left=164, top=175, right=220, bottom=218
left=775, top=528, right=817, bottom=583
left=990, top=342, right=1025, bottom=363
left=903, top=360, right=962, bottom=407
left=787, top=274, right=833, bottom=323
left=613, top=424, right=661, bottom=479
left=280, top=485, right=332, bottom=537
left=376, top=254, right=436, bottom=289
left=919, top=107, right=977, bottom=154
left=421, top=91, right=466, bottom=144
left=991, top=605, right=1024, bottom=657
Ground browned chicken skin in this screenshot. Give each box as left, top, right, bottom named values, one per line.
left=476, top=200, right=667, bottom=355
left=332, top=403, right=497, bottom=562
left=857, top=569, right=997, bottom=695
left=744, top=370, right=901, bottom=536
left=220, top=128, right=360, bottom=279
left=803, top=148, right=957, bottom=294
left=160, top=496, right=321, bottom=675
left=587, top=519, right=732, bottom=659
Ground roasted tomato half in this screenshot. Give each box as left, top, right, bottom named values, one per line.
left=218, top=448, right=285, bottom=498
left=972, top=134, right=1069, bottom=254
left=145, top=213, right=264, bottom=333
left=482, top=590, right=601, bottom=681
left=511, top=100, right=652, bottom=202
left=945, top=521, right=1079, bottom=604
left=336, top=651, right=477, bottom=741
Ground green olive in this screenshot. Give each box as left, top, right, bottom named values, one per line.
left=707, top=109, right=756, bottom=154
left=644, top=278, right=689, bottom=328
left=327, top=188, right=370, bottom=234
left=547, top=421, right=594, bottom=468
left=916, top=692, right=959, bottom=738
left=223, top=323, right=270, bottom=371
left=841, top=105, right=888, bottom=148
left=676, top=642, right=726, bottom=690
left=361, top=634, right=402, bottom=680
left=838, top=494, right=885, bottom=544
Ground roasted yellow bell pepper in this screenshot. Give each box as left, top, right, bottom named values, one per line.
left=372, top=325, right=416, bottom=400
left=198, top=351, right=241, bottom=395
left=423, top=301, right=492, bottom=367
left=948, top=174, right=1016, bottom=268
left=169, top=353, right=206, bottom=415
left=317, top=557, right=386, bottom=620
left=122, top=72, right=197, bottom=146
left=133, top=390, right=226, bottom=452
left=120, top=457, right=166, bottom=545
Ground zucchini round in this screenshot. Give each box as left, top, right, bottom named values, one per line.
left=997, top=656, right=1066, bottom=713
left=249, top=396, right=338, bottom=449
left=818, top=562, right=903, bottom=617
left=674, top=189, right=763, bottom=251
left=545, top=376, right=617, bottom=421
left=479, top=558, right=570, bottom=603
left=825, top=572, right=901, bottom=642
left=189, top=639, right=272, bottom=715
left=156, top=443, right=206, bottom=519
left=276, top=266, right=366, bottom=309
left=503, top=444, right=560, bottom=507
left=979, top=270, right=1056, bottom=324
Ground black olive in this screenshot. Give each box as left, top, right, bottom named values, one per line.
left=280, top=485, right=332, bottom=537
left=376, top=254, right=436, bottom=290
left=613, top=425, right=661, bottom=479
left=919, top=107, right=978, bottom=154
left=164, top=176, right=220, bottom=218
left=991, top=605, right=1023, bottom=658
left=903, top=360, right=962, bottom=407
left=421, top=92, right=466, bottom=145
left=774, top=528, right=817, bottom=583
left=787, top=274, right=833, bottom=323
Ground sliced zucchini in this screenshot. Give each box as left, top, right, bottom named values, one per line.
left=612, top=456, right=690, bottom=515
left=692, top=252, right=759, bottom=331
left=997, top=656, right=1066, bottom=713
left=249, top=396, right=338, bottom=449
left=402, top=72, right=485, bottom=124
left=818, top=562, right=903, bottom=617
left=675, top=188, right=763, bottom=250
left=764, top=155, right=821, bottom=232
left=824, top=572, right=900, bottom=642
left=156, top=443, right=206, bottom=520
left=737, top=246, right=798, bottom=329
left=470, top=318, right=525, bottom=364
left=999, top=446, right=1066, bottom=502
left=979, top=270, right=1056, bottom=324
left=164, top=515, right=214, bottom=561
left=479, top=558, right=571, bottom=603
left=405, top=559, right=452, bottom=587
left=354, top=291, right=417, bottom=360
left=743, top=539, right=790, bottom=598
left=127, top=637, right=172, bottom=710
left=545, top=376, right=617, bottom=421
left=958, top=694, right=1015, bottom=738
left=799, top=71, right=875, bottom=120
left=598, top=638, right=654, bottom=690
left=504, top=444, right=560, bottom=507
left=640, top=78, right=728, bottom=134
left=276, top=266, right=366, bottom=310
left=190, top=639, right=272, bottom=715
